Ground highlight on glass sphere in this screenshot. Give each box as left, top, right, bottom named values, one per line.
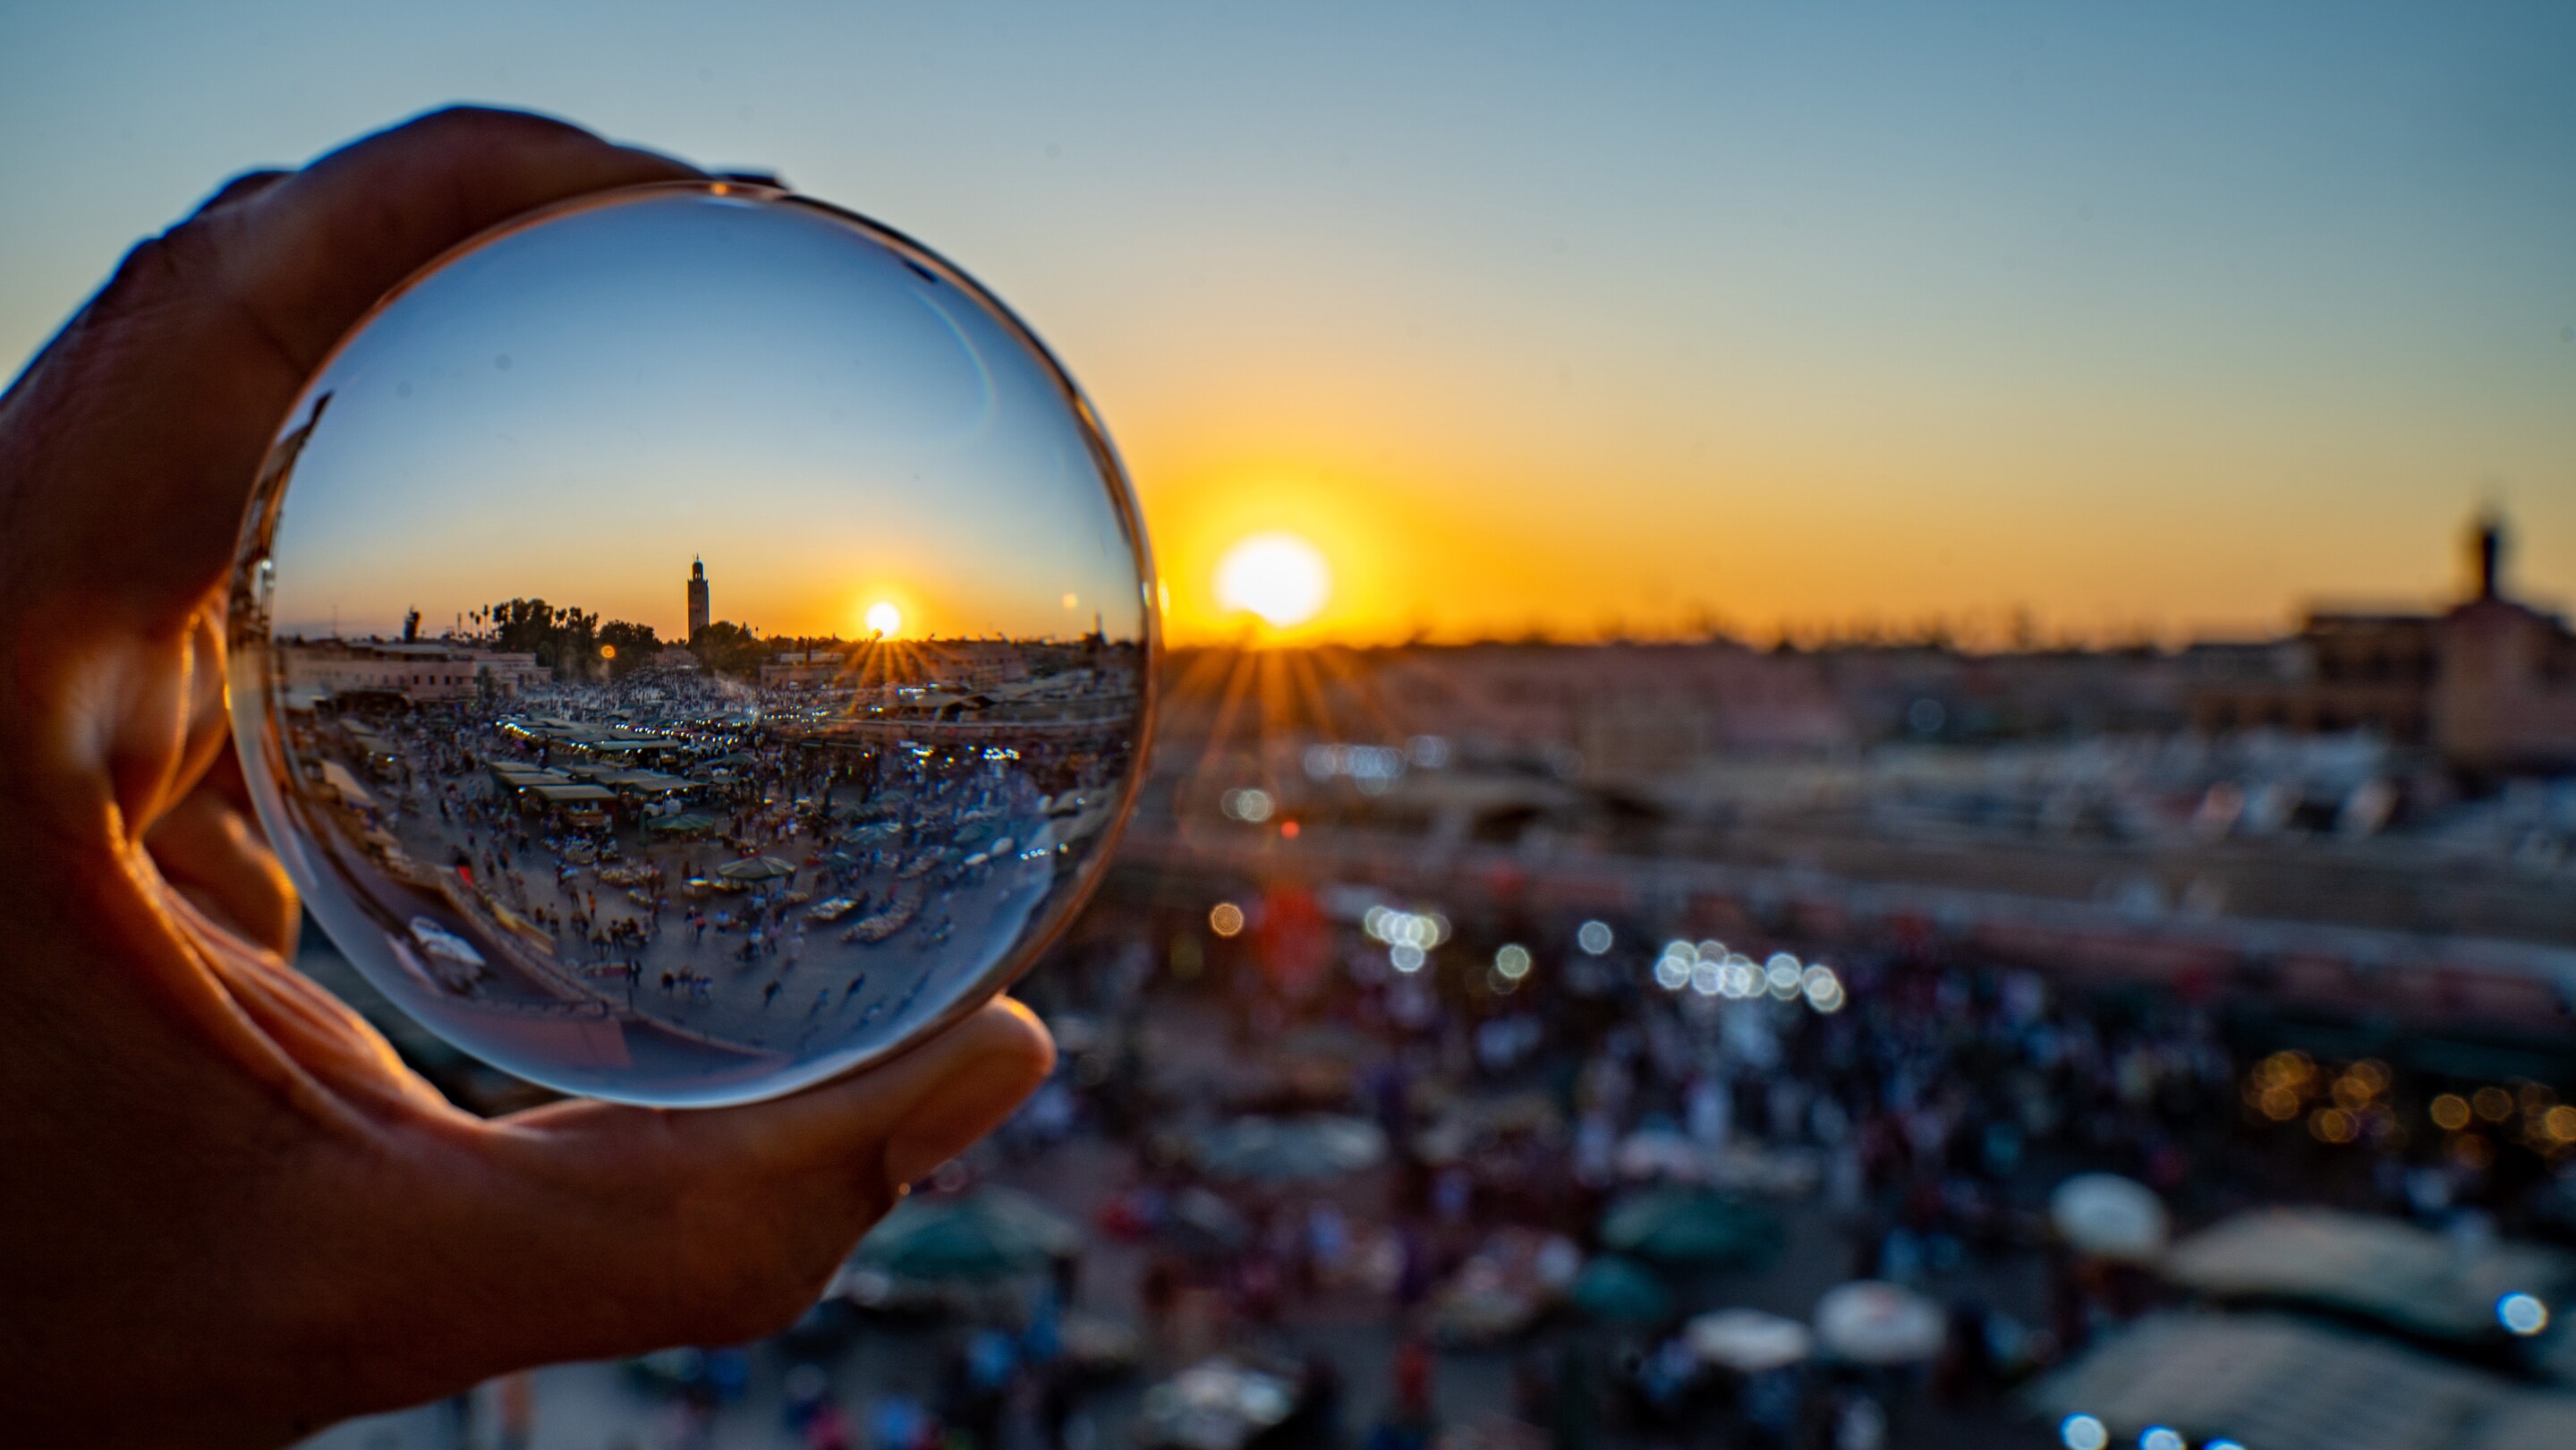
left=226, top=182, right=1156, bottom=1107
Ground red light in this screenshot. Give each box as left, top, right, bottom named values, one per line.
left=1280, top=821, right=1300, bottom=840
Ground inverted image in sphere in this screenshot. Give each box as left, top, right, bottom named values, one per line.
left=228, top=183, right=1155, bottom=1106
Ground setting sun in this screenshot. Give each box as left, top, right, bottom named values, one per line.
left=864, top=601, right=902, bottom=638
left=1215, top=533, right=1331, bottom=630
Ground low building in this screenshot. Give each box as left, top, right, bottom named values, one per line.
left=281, top=640, right=478, bottom=704
left=277, top=640, right=550, bottom=706
left=2188, top=515, right=2576, bottom=773
left=1351, top=640, right=1852, bottom=778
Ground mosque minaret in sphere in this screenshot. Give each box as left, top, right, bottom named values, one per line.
left=686, top=557, right=710, bottom=641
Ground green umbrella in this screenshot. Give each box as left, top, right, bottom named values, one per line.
left=716, top=855, right=797, bottom=882
left=854, top=1187, right=1083, bottom=1282
left=1572, top=1255, right=1671, bottom=1325
left=1600, top=1187, right=1781, bottom=1267
left=1194, top=1115, right=1388, bottom=1182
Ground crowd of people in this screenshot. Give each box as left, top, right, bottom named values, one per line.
left=538, top=861, right=2562, bottom=1450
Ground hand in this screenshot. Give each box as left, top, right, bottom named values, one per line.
left=0, top=109, right=1053, bottom=1447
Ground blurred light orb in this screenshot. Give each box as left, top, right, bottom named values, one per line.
left=1494, top=943, right=1533, bottom=980
left=2059, top=1415, right=2108, bottom=1450
left=1802, top=964, right=1846, bottom=1013
left=1722, top=955, right=1761, bottom=998
left=2138, top=1429, right=2184, bottom=1450
left=2499, top=1292, right=2549, bottom=1335
left=1209, top=902, right=1246, bottom=938
left=1764, top=953, right=1805, bottom=999
left=1577, top=919, right=1614, bottom=955
left=1215, top=533, right=1331, bottom=628
left=227, top=182, right=1156, bottom=1107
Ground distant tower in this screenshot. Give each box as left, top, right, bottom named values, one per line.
left=687, top=557, right=710, bottom=640
left=2471, top=510, right=2506, bottom=601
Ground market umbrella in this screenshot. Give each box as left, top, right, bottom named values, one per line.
left=1687, top=1309, right=1814, bottom=1374
left=1600, top=1186, right=1781, bottom=1267
left=1612, top=1128, right=1703, bottom=1182
left=1138, top=1359, right=1297, bottom=1450
left=853, top=1187, right=1082, bottom=1282
left=716, top=855, right=797, bottom=882
left=2050, top=1173, right=2170, bottom=1262
left=2163, top=1207, right=2572, bottom=1343
left=1571, top=1254, right=1672, bottom=1326
left=1194, top=1115, right=1387, bottom=1183
left=1158, top=1187, right=1253, bottom=1258
left=1814, top=1281, right=1943, bottom=1365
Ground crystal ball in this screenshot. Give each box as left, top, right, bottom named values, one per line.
left=226, top=183, right=1155, bottom=1106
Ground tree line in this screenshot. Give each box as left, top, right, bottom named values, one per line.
left=467, top=599, right=771, bottom=679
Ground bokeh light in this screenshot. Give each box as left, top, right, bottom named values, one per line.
left=2499, top=1292, right=2550, bottom=1335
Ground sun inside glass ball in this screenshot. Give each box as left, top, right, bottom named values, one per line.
left=226, top=183, right=1155, bottom=1106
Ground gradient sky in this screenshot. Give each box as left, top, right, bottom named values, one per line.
left=6, top=2, right=2572, bottom=644
left=265, top=188, right=1147, bottom=644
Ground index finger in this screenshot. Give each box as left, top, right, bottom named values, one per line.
left=0, top=107, right=701, bottom=635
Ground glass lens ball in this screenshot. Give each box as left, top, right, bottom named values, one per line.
left=226, top=183, right=1155, bottom=1106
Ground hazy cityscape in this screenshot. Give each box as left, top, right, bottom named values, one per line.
left=291, top=513, right=2576, bottom=1450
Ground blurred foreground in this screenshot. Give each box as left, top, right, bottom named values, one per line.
left=303, top=520, right=2576, bottom=1450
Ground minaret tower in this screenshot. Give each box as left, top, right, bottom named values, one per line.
left=687, top=557, right=710, bottom=641
left=2470, top=510, right=2506, bottom=601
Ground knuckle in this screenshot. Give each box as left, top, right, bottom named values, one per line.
left=404, top=105, right=587, bottom=153
left=190, top=168, right=289, bottom=219
left=94, top=221, right=222, bottom=320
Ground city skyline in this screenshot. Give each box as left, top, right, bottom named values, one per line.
left=269, top=506, right=2544, bottom=656
left=268, top=555, right=1141, bottom=648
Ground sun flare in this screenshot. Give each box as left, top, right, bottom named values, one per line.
left=1215, top=533, right=1331, bottom=630
left=864, top=601, right=903, bottom=637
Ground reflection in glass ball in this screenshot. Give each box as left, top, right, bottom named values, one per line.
left=227, top=183, right=1155, bottom=1106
